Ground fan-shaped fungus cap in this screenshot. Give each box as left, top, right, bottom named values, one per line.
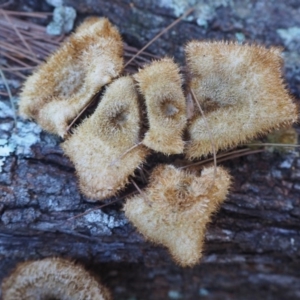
left=185, top=41, right=298, bottom=159
left=62, top=76, right=149, bottom=201
left=134, top=58, right=187, bottom=155
left=124, top=164, right=231, bottom=267
left=19, top=17, right=124, bottom=137
left=1, top=257, right=111, bottom=300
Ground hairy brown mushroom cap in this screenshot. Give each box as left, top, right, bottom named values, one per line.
left=1, top=257, right=111, bottom=300
left=185, top=41, right=298, bottom=159
left=134, top=58, right=187, bottom=155
left=124, top=164, right=231, bottom=267
left=62, top=76, right=149, bottom=201
left=19, top=17, right=124, bottom=137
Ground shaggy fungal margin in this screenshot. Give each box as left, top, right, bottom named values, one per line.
left=1, top=257, right=111, bottom=300
left=134, top=58, right=187, bottom=155
left=62, top=76, right=149, bottom=201
left=19, top=17, right=124, bottom=137
left=124, top=164, right=231, bottom=267
left=185, top=41, right=298, bottom=159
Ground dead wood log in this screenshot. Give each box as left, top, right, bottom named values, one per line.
left=1, top=0, right=300, bottom=299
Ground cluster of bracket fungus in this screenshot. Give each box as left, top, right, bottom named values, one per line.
left=19, top=17, right=297, bottom=267
left=1, top=257, right=111, bottom=300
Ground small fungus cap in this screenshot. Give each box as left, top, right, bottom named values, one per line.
left=185, top=41, right=298, bottom=159
left=1, top=257, right=111, bottom=300
left=62, top=76, right=149, bottom=201
left=134, top=58, right=187, bottom=155
left=124, top=164, right=231, bottom=267
left=19, top=17, right=124, bottom=137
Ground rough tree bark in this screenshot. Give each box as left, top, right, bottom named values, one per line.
left=0, top=0, right=300, bottom=299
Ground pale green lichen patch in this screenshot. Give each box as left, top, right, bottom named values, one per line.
left=159, top=0, right=232, bottom=27
left=277, top=27, right=300, bottom=87
left=168, top=290, right=183, bottom=299
left=75, top=210, right=128, bottom=236
left=0, top=99, right=41, bottom=171
left=277, top=27, right=300, bottom=50
left=46, top=0, right=64, bottom=7
left=46, top=5, right=77, bottom=35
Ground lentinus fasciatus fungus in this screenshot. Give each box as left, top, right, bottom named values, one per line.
left=134, top=58, right=187, bottom=155
left=19, top=17, right=123, bottom=137
left=185, top=41, right=297, bottom=159
left=1, top=257, right=112, bottom=300
left=17, top=16, right=298, bottom=267
left=62, top=76, right=149, bottom=201
left=124, top=164, right=231, bottom=267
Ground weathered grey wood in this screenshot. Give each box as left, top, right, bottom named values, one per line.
left=1, top=0, right=300, bottom=299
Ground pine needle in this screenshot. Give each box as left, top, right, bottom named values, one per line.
left=0, top=68, right=17, bottom=127
left=190, top=89, right=217, bottom=183
left=124, top=7, right=194, bottom=67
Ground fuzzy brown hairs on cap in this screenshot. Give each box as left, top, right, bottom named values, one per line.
left=185, top=41, right=298, bottom=159
left=124, top=164, right=231, bottom=267
left=62, top=76, right=149, bottom=201
left=134, top=58, right=187, bottom=155
left=19, top=17, right=124, bottom=137
left=1, top=257, right=111, bottom=300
